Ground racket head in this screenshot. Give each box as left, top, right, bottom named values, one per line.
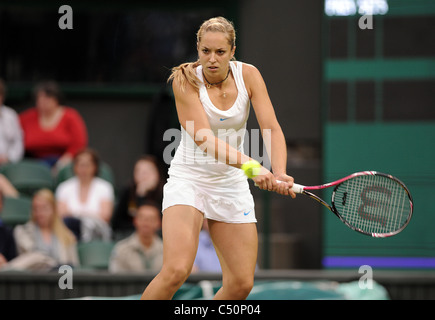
left=331, top=171, right=413, bottom=237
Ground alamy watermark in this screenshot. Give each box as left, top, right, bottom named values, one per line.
left=162, top=121, right=273, bottom=170
left=58, top=5, right=73, bottom=30
left=358, top=265, right=374, bottom=289
left=358, top=14, right=373, bottom=30
left=58, top=265, right=73, bottom=290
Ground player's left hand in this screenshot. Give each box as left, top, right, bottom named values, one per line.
left=252, top=166, right=278, bottom=192
left=274, top=173, right=296, bottom=198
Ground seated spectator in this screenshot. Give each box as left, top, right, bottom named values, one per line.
left=0, top=78, right=24, bottom=166
left=111, top=155, right=163, bottom=236
left=56, top=148, right=114, bottom=242
left=0, top=174, right=18, bottom=198
left=192, top=221, right=259, bottom=273
left=109, top=202, right=163, bottom=273
left=2, top=189, right=78, bottom=271
left=0, top=189, right=17, bottom=269
left=19, top=81, right=88, bottom=170
left=192, top=219, right=222, bottom=273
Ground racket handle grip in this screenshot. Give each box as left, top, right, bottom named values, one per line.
left=290, top=183, right=305, bottom=194
left=276, top=180, right=305, bottom=193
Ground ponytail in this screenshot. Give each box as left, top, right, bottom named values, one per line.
left=168, top=60, right=201, bottom=92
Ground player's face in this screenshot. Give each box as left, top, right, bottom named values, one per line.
left=198, top=31, right=235, bottom=78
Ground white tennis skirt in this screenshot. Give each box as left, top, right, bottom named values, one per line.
left=162, top=176, right=257, bottom=224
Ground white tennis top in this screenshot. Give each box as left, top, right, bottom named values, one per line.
left=168, top=61, right=251, bottom=186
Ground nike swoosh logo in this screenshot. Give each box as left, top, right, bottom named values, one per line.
left=243, top=210, right=251, bottom=216
left=220, top=117, right=229, bottom=121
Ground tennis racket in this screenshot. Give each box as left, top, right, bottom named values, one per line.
left=284, top=171, right=413, bottom=238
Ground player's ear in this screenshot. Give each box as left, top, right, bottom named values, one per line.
left=231, top=46, right=236, bottom=59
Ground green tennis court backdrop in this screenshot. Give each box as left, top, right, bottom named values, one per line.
left=323, top=123, right=435, bottom=264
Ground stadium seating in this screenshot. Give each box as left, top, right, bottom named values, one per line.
left=0, top=160, right=53, bottom=197
left=0, top=196, right=32, bottom=227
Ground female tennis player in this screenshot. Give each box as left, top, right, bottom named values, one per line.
left=141, top=16, right=295, bottom=300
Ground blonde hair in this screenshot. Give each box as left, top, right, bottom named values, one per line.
left=168, top=16, right=236, bottom=92
left=32, top=189, right=76, bottom=247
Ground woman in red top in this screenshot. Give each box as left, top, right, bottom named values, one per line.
left=19, top=81, right=88, bottom=169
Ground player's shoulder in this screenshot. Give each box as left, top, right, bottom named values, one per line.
left=240, top=62, right=263, bottom=96
left=240, top=62, right=262, bottom=80
left=239, top=61, right=258, bottom=72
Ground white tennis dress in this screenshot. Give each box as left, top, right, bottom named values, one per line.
left=162, top=61, right=256, bottom=223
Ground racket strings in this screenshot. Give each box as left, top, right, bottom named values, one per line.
left=333, top=174, right=411, bottom=234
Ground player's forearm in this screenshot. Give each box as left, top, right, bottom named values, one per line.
left=267, top=126, right=287, bottom=176
left=195, top=129, right=251, bottom=168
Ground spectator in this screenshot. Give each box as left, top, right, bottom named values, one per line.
left=109, top=202, right=163, bottom=273
left=192, top=219, right=258, bottom=273
left=111, top=155, right=163, bottom=236
left=3, top=189, right=78, bottom=271
left=0, top=78, right=24, bottom=165
left=192, top=219, right=221, bottom=273
left=56, top=148, right=114, bottom=242
left=19, top=81, right=88, bottom=170
left=0, top=189, right=18, bottom=269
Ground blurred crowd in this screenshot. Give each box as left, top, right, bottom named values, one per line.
left=0, top=78, right=220, bottom=274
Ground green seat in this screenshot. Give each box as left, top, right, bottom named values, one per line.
left=0, top=196, right=32, bottom=227
left=56, top=162, right=115, bottom=187
left=1, top=160, right=53, bottom=196
left=77, top=241, right=115, bottom=270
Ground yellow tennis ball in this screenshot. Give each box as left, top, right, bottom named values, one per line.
left=241, top=160, right=261, bottom=179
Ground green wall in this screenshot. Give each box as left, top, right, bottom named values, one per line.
left=323, top=123, right=435, bottom=258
